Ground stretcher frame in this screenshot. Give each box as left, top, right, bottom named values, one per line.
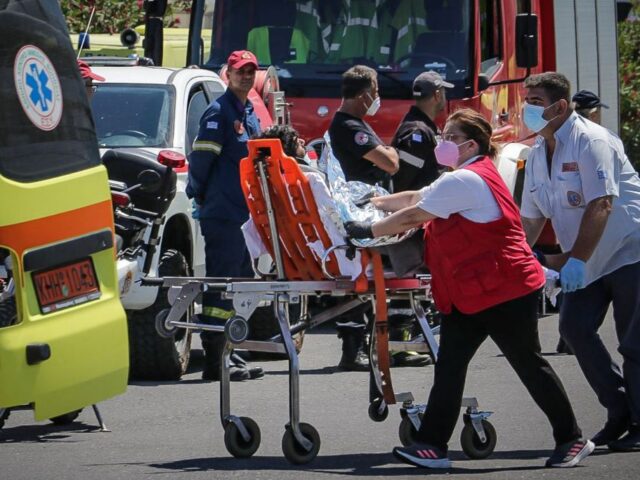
left=145, top=139, right=494, bottom=464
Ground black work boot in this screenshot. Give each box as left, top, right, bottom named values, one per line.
left=389, top=315, right=432, bottom=367
left=201, top=333, right=250, bottom=382
left=337, top=325, right=369, bottom=371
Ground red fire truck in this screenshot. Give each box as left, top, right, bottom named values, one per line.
left=139, top=0, right=626, bottom=147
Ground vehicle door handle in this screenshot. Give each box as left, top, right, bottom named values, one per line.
left=26, top=343, right=51, bottom=365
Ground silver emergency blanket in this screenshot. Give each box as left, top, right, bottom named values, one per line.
left=319, top=132, right=415, bottom=248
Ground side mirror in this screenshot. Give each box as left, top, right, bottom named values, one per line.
left=515, top=14, right=539, bottom=69
left=138, top=169, right=163, bottom=192
left=477, top=73, right=490, bottom=92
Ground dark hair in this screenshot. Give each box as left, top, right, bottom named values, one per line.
left=447, top=108, right=499, bottom=158
left=257, top=124, right=300, bottom=157
left=524, top=72, right=571, bottom=103
left=341, top=65, right=377, bottom=98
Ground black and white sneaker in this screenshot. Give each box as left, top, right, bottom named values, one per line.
left=545, top=438, right=595, bottom=468
left=392, top=444, right=451, bottom=469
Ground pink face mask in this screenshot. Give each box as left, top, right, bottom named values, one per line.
left=434, top=139, right=472, bottom=168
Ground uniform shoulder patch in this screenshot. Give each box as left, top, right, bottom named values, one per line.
left=354, top=131, right=369, bottom=145
left=412, top=133, right=423, bottom=142
left=206, top=121, right=218, bottom=129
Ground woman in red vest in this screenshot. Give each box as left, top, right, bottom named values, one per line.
left=345, top=108, right=593, bottom=469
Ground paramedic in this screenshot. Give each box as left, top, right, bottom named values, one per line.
left=520, top=72, right=640, bottom=451
left=327, top=64, right=399, bottom=372
left=346, top=108, right=593, bottom=469
left=572, top=89, right=608, bottom=125
left=186, top=50, right=264, bottom=382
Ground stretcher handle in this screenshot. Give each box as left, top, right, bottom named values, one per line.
left=140, top=277, right=164, bottom=286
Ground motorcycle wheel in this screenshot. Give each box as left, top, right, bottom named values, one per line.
left=0, top=296, right=17, bottom=328
left=128, top=249, right=192, bottom=380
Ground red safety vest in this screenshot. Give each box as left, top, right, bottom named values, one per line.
left=424, top=156, right=544, bottom=314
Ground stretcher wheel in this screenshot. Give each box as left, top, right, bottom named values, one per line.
left=225, top=316, right=249, bottom=344
left=368, top=398, right=389, bottom=422
left=460, top=420, right=496, bottom=459
left=49, top=409, right=82, bottom=425
left=224, top=417, right=261, bottom=458
left=154, top=308, right=177, bottom=339
left=398, top=414, right=423, bottom=446
left=282, top=423, right=320, bottom=464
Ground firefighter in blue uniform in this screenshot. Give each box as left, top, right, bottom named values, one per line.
left=187, top=50, right=264, bottom=381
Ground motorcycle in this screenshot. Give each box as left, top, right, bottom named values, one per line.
left=104, top=149, right=193, bottom=380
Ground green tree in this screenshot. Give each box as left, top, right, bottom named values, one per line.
left=619, top=2, right=640, bottom=168
left=60, top=0, right=190, bottom=34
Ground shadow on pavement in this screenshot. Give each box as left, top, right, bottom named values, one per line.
left=0, top=421, right=102, bottom=443
left=148, top=450, right=559, bottom=476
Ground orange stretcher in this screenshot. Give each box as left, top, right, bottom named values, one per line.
left=146, top=139, right=495, bottom=464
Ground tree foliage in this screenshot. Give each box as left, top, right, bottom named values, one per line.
left=60, top=0, right=190, bottom=34
left=619, top=3, right=640, bottom=168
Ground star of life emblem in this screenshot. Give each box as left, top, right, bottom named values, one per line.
left=14, top=45, right=63, bottom=131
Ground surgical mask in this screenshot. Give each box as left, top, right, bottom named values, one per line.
left=523, top=101, right=558, bottom=133
left=434, top=139, right=473, bottom=168
left=365, top=93, right=381, bottom=116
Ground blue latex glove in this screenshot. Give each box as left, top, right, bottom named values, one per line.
left=191, top=199, right=201, bottom=220
left=560, top=257, right=586, bottom=292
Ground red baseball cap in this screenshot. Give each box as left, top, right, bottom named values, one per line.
left=77, top=60, right=105, bottom=82
left=227, top=50, right=258, bottom=70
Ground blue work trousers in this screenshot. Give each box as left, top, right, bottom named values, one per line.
left=560, top=260, right=640, bottom=425
left=199, top=217, right=252, bottom=328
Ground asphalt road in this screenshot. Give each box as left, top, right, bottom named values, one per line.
left=2, top=308, right=639, bottom=480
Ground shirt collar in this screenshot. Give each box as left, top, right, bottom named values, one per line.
left=225, top=89, right=253, bottom=115
left=458, top=155, right=483, bottom=169
left=553, top=111, right=579, bottom=143
left=406, top=105, right=439, bottom=132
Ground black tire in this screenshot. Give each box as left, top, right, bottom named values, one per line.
left=128, top=249, right=192, bottom=380
left=282, top=423, right=321, bottom=465
left=398, top=414, right=423, bottom=447
left=368, top=398, right=389, bottom=422
left=460, top=419, right=497, bottom=459
left=0, top=296, right=17, bottom=328
left=0, top=408, right=9, bottom=429
left=49, top=409, right=82, bottom=425
left=223, top=417, right=261, bottom=458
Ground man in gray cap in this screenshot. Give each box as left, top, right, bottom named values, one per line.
left=572, top=89, right=609, bottom=125
left=391, top=70, right=453, bottom=191
left=383, top=70, right=453, bottom=367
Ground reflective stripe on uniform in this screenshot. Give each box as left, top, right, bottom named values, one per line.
left=399, top=150, right=426, bottom=169
left=202, top=306, right=234, bottom=319
left=193, top=140, right=222, bottom=154
left=397, top=17, right=427, bottom=42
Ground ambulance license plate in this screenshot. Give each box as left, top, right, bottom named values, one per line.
left=33, top=258, right=101, bottom=313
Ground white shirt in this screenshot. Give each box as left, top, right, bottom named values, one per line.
left=417, top=156, right=502, bottom=223
left=521, top=112, right=640, bottom=285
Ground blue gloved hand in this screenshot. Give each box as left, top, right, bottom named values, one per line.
left=560, top=257, right=586, bottom=292
left=191, top=199, right=201, bottom=220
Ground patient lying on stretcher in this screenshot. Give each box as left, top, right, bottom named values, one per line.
left=242, top=126, right=423, bottom=279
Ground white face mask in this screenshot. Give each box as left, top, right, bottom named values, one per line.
left=365, top=92, right=381, bottom=116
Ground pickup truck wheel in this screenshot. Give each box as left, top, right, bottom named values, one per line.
left=128, top=249, right=192, bottom=380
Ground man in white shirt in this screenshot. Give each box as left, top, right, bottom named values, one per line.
left=520, top=72, right=640, bottom=452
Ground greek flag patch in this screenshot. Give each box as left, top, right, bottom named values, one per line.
left=412, top=133, right=423, bottom=142
left=207, top=121, right=218, bottom=129
left=597, top=169, right=607, bottom=180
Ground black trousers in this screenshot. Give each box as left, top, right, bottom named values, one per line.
left=417, top=289, right=582, bottom=450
